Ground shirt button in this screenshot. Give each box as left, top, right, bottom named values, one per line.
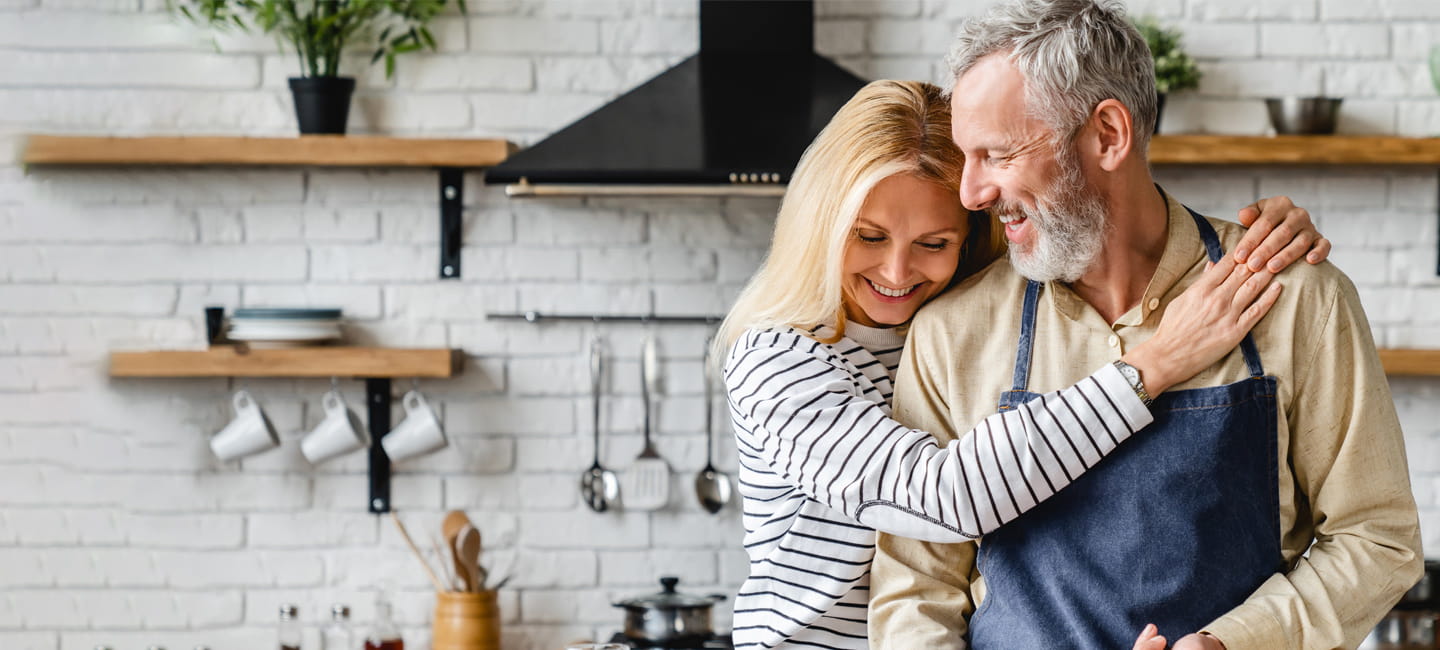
left=1148, top=298, right=1160, bottom=310
left=1107, top=335, right=1119, bottom=348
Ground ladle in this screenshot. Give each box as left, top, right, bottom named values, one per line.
left=581, top=337, right=620, bottom=512
left=694, top=339, right=733, bottom=514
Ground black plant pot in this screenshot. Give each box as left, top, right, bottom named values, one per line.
left=1155, top=92, right=1167, bottom=135
left=288, top=76, right=356, bottom=135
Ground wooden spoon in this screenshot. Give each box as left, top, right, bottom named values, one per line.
left=455, top=523, right=482, bottom=593
left=441, top=510, right=471, bottom=591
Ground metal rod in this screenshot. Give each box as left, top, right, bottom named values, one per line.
left=367, top=377, right=393, bottom=514
left=504, top=183, right=786, bottom=198
left=488, top=311, right=722, bottom=324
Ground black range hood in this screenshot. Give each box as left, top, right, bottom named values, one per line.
left=485, top=0, right=869, bottom=197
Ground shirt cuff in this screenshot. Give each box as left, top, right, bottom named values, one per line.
left=1093, top=362, right=1155, bottom=434
left=1200, top=604, right=1287, bottom=650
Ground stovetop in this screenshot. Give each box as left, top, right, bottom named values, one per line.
left=606, top=632, right=734, bottom=649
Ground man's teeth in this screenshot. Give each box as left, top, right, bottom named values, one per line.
left=869, top=279, right=917, bottom=298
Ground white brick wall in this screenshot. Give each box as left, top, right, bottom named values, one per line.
left=2, top=1, right=1440, bottom=649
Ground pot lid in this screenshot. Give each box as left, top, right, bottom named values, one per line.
left=615, top=577, right=723, bottom=609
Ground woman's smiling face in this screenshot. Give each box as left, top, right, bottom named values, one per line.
left=841, top=173, right=968, bottom=328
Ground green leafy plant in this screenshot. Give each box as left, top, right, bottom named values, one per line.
left=1133, top=17, right=1201, bottom=94
left=171, top=0, right=465, bottom=78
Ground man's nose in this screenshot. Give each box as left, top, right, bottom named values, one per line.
left=960, top=159, right=999, bottom=212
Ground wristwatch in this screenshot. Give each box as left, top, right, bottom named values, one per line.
left=1112, top=360, right=1154, bottom=407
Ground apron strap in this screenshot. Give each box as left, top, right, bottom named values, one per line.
left=1010, top=279, right=1044, bottom=391
left=1185, top=206, right=1267, bottom=378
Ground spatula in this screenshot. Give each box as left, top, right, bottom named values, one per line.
left=624, top=337, right=670, bottom=510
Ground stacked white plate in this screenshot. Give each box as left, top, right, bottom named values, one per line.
left=227, top=308, right=343, bottom=347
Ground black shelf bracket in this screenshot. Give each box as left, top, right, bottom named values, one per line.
left=439, top=167, right=464, bottom=280
left=366, top=377, right=393, bottom=514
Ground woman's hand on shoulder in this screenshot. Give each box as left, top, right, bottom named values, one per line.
left=1233, top=195, right=1332, bottom=273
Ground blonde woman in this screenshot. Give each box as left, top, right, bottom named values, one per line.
left=716, top=80, right=1329, bottom=650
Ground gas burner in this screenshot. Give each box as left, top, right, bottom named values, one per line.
left=606, top=632, right=734, bottom=649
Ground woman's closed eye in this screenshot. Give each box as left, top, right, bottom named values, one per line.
left=918, top=240, right=951, bottom=251
left=855, top=228, right=887, bottom=244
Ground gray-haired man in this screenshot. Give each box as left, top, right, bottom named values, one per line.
left=868, top=1, right=1422, bottom=648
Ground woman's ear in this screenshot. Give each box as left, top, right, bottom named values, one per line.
left=1086, top=98, right=1133, bottom=172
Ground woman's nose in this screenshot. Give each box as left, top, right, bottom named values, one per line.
left=879, top=246, right=912, bottom=283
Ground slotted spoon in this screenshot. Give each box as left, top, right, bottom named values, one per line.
left=625, top=336, right=670, bottom=510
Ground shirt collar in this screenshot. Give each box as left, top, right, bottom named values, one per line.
left=1046, top=186, right=1208, bottom=325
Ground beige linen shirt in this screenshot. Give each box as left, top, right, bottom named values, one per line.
left=869, top=192, right=1423, bottom=650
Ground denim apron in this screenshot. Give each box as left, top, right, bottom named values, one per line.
left=967, top=209, right=1282, bottom=649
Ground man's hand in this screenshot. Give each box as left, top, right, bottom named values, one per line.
left=1133, top=626, right=1226, bottom=650
left=1234, top=195, right=1332, bottom=272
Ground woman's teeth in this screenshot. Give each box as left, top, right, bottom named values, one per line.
left=868, top=279, right=917, bottom=298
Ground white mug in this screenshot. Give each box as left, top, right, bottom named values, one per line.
left=301, top=389, right=369, bottom=464
left=211, top=390, right=280, bottom=461
left=381, top=390, right=447, bottom=462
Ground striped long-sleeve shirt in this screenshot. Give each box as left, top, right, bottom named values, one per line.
left=724, top=324, right=1152, bottom=649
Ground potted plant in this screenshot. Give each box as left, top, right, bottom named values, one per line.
left=1133, top=17, right=1201, bottom=134
left=172, top=0, right=465, bottom=134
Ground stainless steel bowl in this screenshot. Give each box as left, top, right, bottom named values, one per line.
left=1265, top=97, right=1342, bottom=135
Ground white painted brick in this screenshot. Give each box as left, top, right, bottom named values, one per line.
left=597, top=549, right=716, bottom=586
left=325, top=547, right=451, bottom=590
left=0, top=285, right=173, bottom=316
left=514, top=203, right=645, bottom=245
left=1323, top=0, right=1440, bottom=19
left=581, top=248, right=652, bottom=282
left=312, top=474, right=443, bottom=510
left=819, top=0, right=922, bottom=18
left=0, top=632, right=54, bottom=650
left=0, top=88, right=294, bottom=132
left=1392, top=24, right=1440, bottom=59
left=1358, top=286, right=1415, bottom=324
left=1397, top=101, right=1440, bottom=137
left=197, top=207, right=245, bottom=243
left=126, top=512, right=244, bottom=549
left=1260, top=23, right=1390, bottom=58
left=471, top=91, right=606, bottom=132
left=1392, top=246, right=1440, bottom=288
left=446, top=396, right=576, bottom=435
left=342, top=319, right=449, bottom=347
left=20, top=168, right=305, bottom=205
left=0, top=508, right=125, bottom=545
left=384, top=283, right=516, bottom=319
left=1335, top=99, right=1398, bottom=135
left=516, top=436, right=590, bottom=472
left=600, top=17, right=696, bottom=55
left=1324, top=62, right=1432, bottom=98
left=351, top=94, right=474, bottom=133
left=508, top=549, right=598, bottom=587
left=534, top=55, right=672, bottom=93
left=1193, top=0, right=1317, bottom=20
left=1161, top=97, right=1271, bottom=135
left=1257, top=174, right=1389, bottom=210
left=247, top=512, right=378, bottom=547
left=312, top=244, right=433, bottom=282
left=1328, top=248, right=1390, bottom=285
left=382, top=204, right=514, bottom=246
left=513, top=283, right=652, bottom=315
left=471, top=17, right=601, bottom=54
left=307, top=169, right=433, bottom=205
left=396, top=55, right=533, bottom=91
left=0, top=203, right=197, bottom=242
left=519, top=588, right=615, bottom=623
left=871, top=19, right=954, bottom=56
left=651, top=512, right=742, bottom=548
left=1394, top=173, right=1440, bottom=211
left=716, top=247, right=764, bottom=283
left=0, top=11, right=190, bottom=48
left=650, top=204, right=775, bottom=247
left=1177, top=22, right=1258, bottom=60
left=816, top=20, right=868, bottom=57
left=258, top=54, right=391, bottom=90
left=4, top=51, right=261, bottom=88
left=1199, top=61, right=1323, bottom=97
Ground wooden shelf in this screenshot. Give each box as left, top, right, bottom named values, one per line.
left=22, top=135, right=517, bottom=168
left=1379, top=349, right=1440, bottom=377
left=108, top=346, right=462, bottom=378
left=1149, top=135, right=1440, bottom=165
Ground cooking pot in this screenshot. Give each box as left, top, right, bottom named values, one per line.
left=612, top=576, right=726, bottom=645
left=1399, top=560, right=1440, bottom=610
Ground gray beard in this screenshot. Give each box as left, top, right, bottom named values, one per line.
left=995, top=149, right=1108, bottom=283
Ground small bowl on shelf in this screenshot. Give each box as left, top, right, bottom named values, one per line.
left=1264, top=96, right=1342, bottom=135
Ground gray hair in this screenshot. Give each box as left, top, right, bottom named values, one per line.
left=944, top=0, right=1156, bottom=152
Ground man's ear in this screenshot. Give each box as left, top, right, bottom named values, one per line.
left=1085, top=98, right=1133, bottom=172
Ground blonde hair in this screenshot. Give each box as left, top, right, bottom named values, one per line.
left=714, top=80, right=1006, bottom=363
